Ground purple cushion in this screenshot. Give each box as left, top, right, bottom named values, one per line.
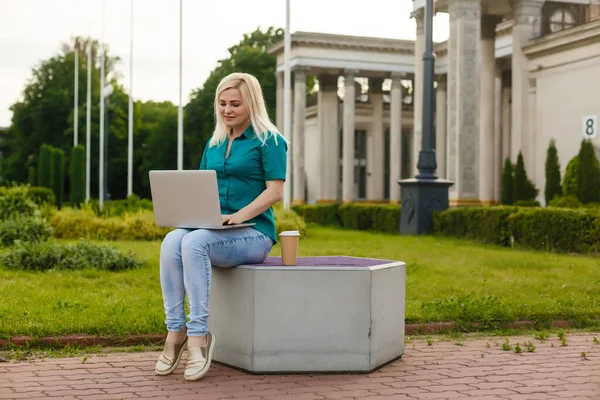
left=247, top=256, right=394, bottom=268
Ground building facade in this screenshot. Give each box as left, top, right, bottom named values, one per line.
left=269, top=0, right=600, bottom=206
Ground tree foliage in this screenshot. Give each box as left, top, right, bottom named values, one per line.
left=544, top=139, right=562, bottom=204
left=500, top=158, right=514, bottom=205
left=577, top=139, right=600, bottom=204
left=185, top=27, right=284, bottom=168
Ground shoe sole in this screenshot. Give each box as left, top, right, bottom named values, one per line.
left=184, top=334, right=216, bottom=382
left=155, top=336, right=188, bottom=376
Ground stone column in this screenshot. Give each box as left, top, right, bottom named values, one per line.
left=435, top=75, right=447, bottom=179
left=501, top=84, right=511, bottom=166
left=591, top=0, right=600, bottom=21
left=276, top=71, right=284, bottom=131
left=447, top=0, right=482, bottom=205
left=411, top=8, right=425, bottom=177
left=511, top=0, right=544, bottom=171
left=528, top=77, right=538, bottom=194
left=389, top=73, right=403, bottom=203
left=479, top=15, right=500, bottom=206
left=342, top=70, right=358, bottom=202
left=317, top=74, right=339, bottom=202
left=292, top=68, right=307, bottom=204
left=367, top=77, right=384, bottom=200
left=494, top=67, right=503, bottom=203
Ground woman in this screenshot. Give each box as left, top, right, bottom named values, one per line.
left=155, top=72, right=288, bottom=381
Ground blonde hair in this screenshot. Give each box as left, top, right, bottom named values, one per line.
left=209, top=72, right=286, bottom=147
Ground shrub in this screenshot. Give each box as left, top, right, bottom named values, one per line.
left=51, top=147, right=65, bottom=208
left=0, top=239, right=145, bottom=272
left=545, top=139, right=562, bottom=204
left=500, top=158, right=514, bottom=205
left=274, top=205, right=307, bottom=237
left=433, top=206, right=518, bottom=246
left=89, top=195, right=154, bottom=217
left=27, top=186, right=56, bottom=206
left=292, top=203, right=341, bottom=226
left=563, top=156, right=580, bottom=198
left=0, top=215, right=52, bottom=246
left=49, top=206, right=171, bottom=241
left=0, top=185, right=39, bottom=220
left=508, top=208, right=600, bottom=253
left=578, top=140, right=600, bottom=204
left=548, top=195, right=582, bottom=209
left=69, top=145, right=86, bottom=206
left=37, top=144, right=53, bottom=189
left=514, top=152, right=538, bottom=202
left=0, top=216, right=52, bottom=246
left=514, top=199, right=540, bottom=207
left=338, top=203, right=400, bottom=234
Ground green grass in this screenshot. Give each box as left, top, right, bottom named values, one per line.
left=1, top=225, right=599, bottom=339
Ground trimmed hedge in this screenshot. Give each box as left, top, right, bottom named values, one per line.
left=508, top=208, right=600, bottom=253
left=433, top=206, right=518, bottom=246
left=293, top=202, right=401, bottom=234
left=295, top=201, right=600, bottom=254
left=435, top=206, right=600, bottom=254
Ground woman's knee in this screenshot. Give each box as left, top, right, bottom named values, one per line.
left=180, top=229, right=214, bottom=257
left=161, top=229, right=189, bottom=254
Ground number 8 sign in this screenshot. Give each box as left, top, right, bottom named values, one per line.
left=583, top=115, right=597, bottom=140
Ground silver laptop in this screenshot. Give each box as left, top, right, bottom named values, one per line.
left=149, top=170, right=255, bottom=230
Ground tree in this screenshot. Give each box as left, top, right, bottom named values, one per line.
left=51, top=147, right=65, bottom=208
left=500, top=158, right=514, bottom=205
left=185, top=27, right=284, bottom=168
left=514, top=152, right=538, bottom=201
left=37, top=144, right=53, bottom=189
left=69, top=145, right=85, bottom=205
left=578, top=139, right=600, bottom=203
left=544, top=139, right=562, bottom=204
left=3, top=37, right=133, bottom=200
left=562, top=155, right=580, bottom=198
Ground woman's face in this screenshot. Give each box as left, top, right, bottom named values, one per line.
left=219, top=88, right=249, bottom=130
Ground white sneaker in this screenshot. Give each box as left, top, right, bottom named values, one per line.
left=184, top=332, right=215, bottom=382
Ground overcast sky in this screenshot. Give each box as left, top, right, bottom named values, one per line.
left=0, top=0, right=449, bottom=127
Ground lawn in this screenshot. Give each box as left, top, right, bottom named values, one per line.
left=1, top=225, right=599, bottom=339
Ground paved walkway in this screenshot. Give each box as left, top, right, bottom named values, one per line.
left=1, top=333, right=599, bottom=400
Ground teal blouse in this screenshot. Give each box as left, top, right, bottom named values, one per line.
left=199, top=125, right=288, bottom=244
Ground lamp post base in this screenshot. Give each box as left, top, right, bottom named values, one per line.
left=398, top=178, right=454, bottom=235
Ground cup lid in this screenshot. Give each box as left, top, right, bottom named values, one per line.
left=279, top=230, right=300, bottom=236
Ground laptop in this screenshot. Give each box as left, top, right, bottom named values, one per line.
left=148, top=170, right=256, bottom=230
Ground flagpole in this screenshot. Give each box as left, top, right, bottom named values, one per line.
left=86, top=35, right=92, bottom=202
left=99, top=0, right=105, bottom=209
left=127, top=0, right=134, bottom=196
left=74, top=39, right=79, bottom=147
left=177, top=0, right=184, bottom=170
left=283, top=0, right=292, bottom=209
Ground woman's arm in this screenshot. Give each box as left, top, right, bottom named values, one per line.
left=222, top=179, right=284, bottom=225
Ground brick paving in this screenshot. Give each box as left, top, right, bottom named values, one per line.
left=1, top=333, right=599, bottom=399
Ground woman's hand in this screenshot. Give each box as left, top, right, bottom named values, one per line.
left=221, top=213, right=246, bottom=225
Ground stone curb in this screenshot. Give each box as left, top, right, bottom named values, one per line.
left=0, top=320, right=578, bottom=349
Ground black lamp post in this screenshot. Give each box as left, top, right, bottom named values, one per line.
left=399, top=0, right=454, bottom=235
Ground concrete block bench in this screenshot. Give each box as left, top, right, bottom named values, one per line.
left=208, top=256, right=406, bottom=373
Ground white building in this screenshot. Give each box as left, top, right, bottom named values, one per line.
left=270, top=0, right=600, bottom=206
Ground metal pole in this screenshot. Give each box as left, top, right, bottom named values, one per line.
left=415, top=0, right=437, bottom=179
left=86, top=37, right=92, bottom=202
left=99, top=0, right=105, bottom=209
left=177, top=0, right=184, bottom=170
left=282, top=0, right=292, bottom=209
left=104, top=95, right=110, bottom=201
left=74, top=41, right=79, bottom=147
left=127, top=0, right=134, bottom=196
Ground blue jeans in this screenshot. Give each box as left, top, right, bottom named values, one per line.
left=159, top=227, right=273, bottom=336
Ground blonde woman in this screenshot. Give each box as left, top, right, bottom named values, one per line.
left=155, top=72, right=288, bottom=381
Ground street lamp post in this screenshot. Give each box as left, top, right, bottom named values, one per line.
left=398, top=0, right=453, bottom=235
